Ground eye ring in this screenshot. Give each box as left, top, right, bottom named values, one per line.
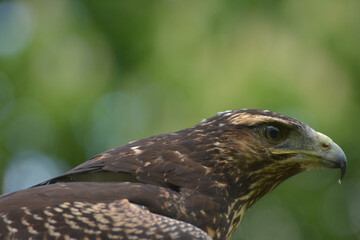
left=261, top=125, right=286, bottom=144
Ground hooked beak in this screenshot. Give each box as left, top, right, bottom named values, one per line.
left=315, top=132, right=347, bottom=181
left=272, top=131, right=347, bottom=181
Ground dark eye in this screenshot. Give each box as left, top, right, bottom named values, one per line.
left=262, top=125, right=285, bottom=144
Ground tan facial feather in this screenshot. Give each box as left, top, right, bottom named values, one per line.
left=228, top=112, right=291, bottom=126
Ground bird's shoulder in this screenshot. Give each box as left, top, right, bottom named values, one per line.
left=36, top=132, right=211, bottom=191
left=0, top=182, right=212, bottom=240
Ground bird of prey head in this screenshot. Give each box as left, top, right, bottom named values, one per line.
left=0, top=109, right=346, bottom=240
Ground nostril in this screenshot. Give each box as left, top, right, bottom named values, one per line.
left=321, top=143, right=330, bottom=150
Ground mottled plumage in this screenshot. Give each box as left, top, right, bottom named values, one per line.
left=0, top=109, right=346, bottom=240
left=0, top=183, right=211, bottom=239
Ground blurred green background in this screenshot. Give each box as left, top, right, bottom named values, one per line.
left=0, top=0, right=359, bottom=239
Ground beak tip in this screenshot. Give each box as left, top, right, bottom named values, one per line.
left=315, top=131, right=347, bottom=182
left=340, top=159, right=347, bottom=181
left=320, top=141, right=347, bottom=181
left=337, top=146, right=347, bottom=181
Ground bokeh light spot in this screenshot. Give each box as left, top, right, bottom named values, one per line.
left=86, top=91, right=151, bottom=157
left=0, top=1, right=33, bottom=57
left=2, top=151, right=68, bottom=193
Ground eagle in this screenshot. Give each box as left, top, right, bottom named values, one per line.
left=0, top=109, right=346, bottom=240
